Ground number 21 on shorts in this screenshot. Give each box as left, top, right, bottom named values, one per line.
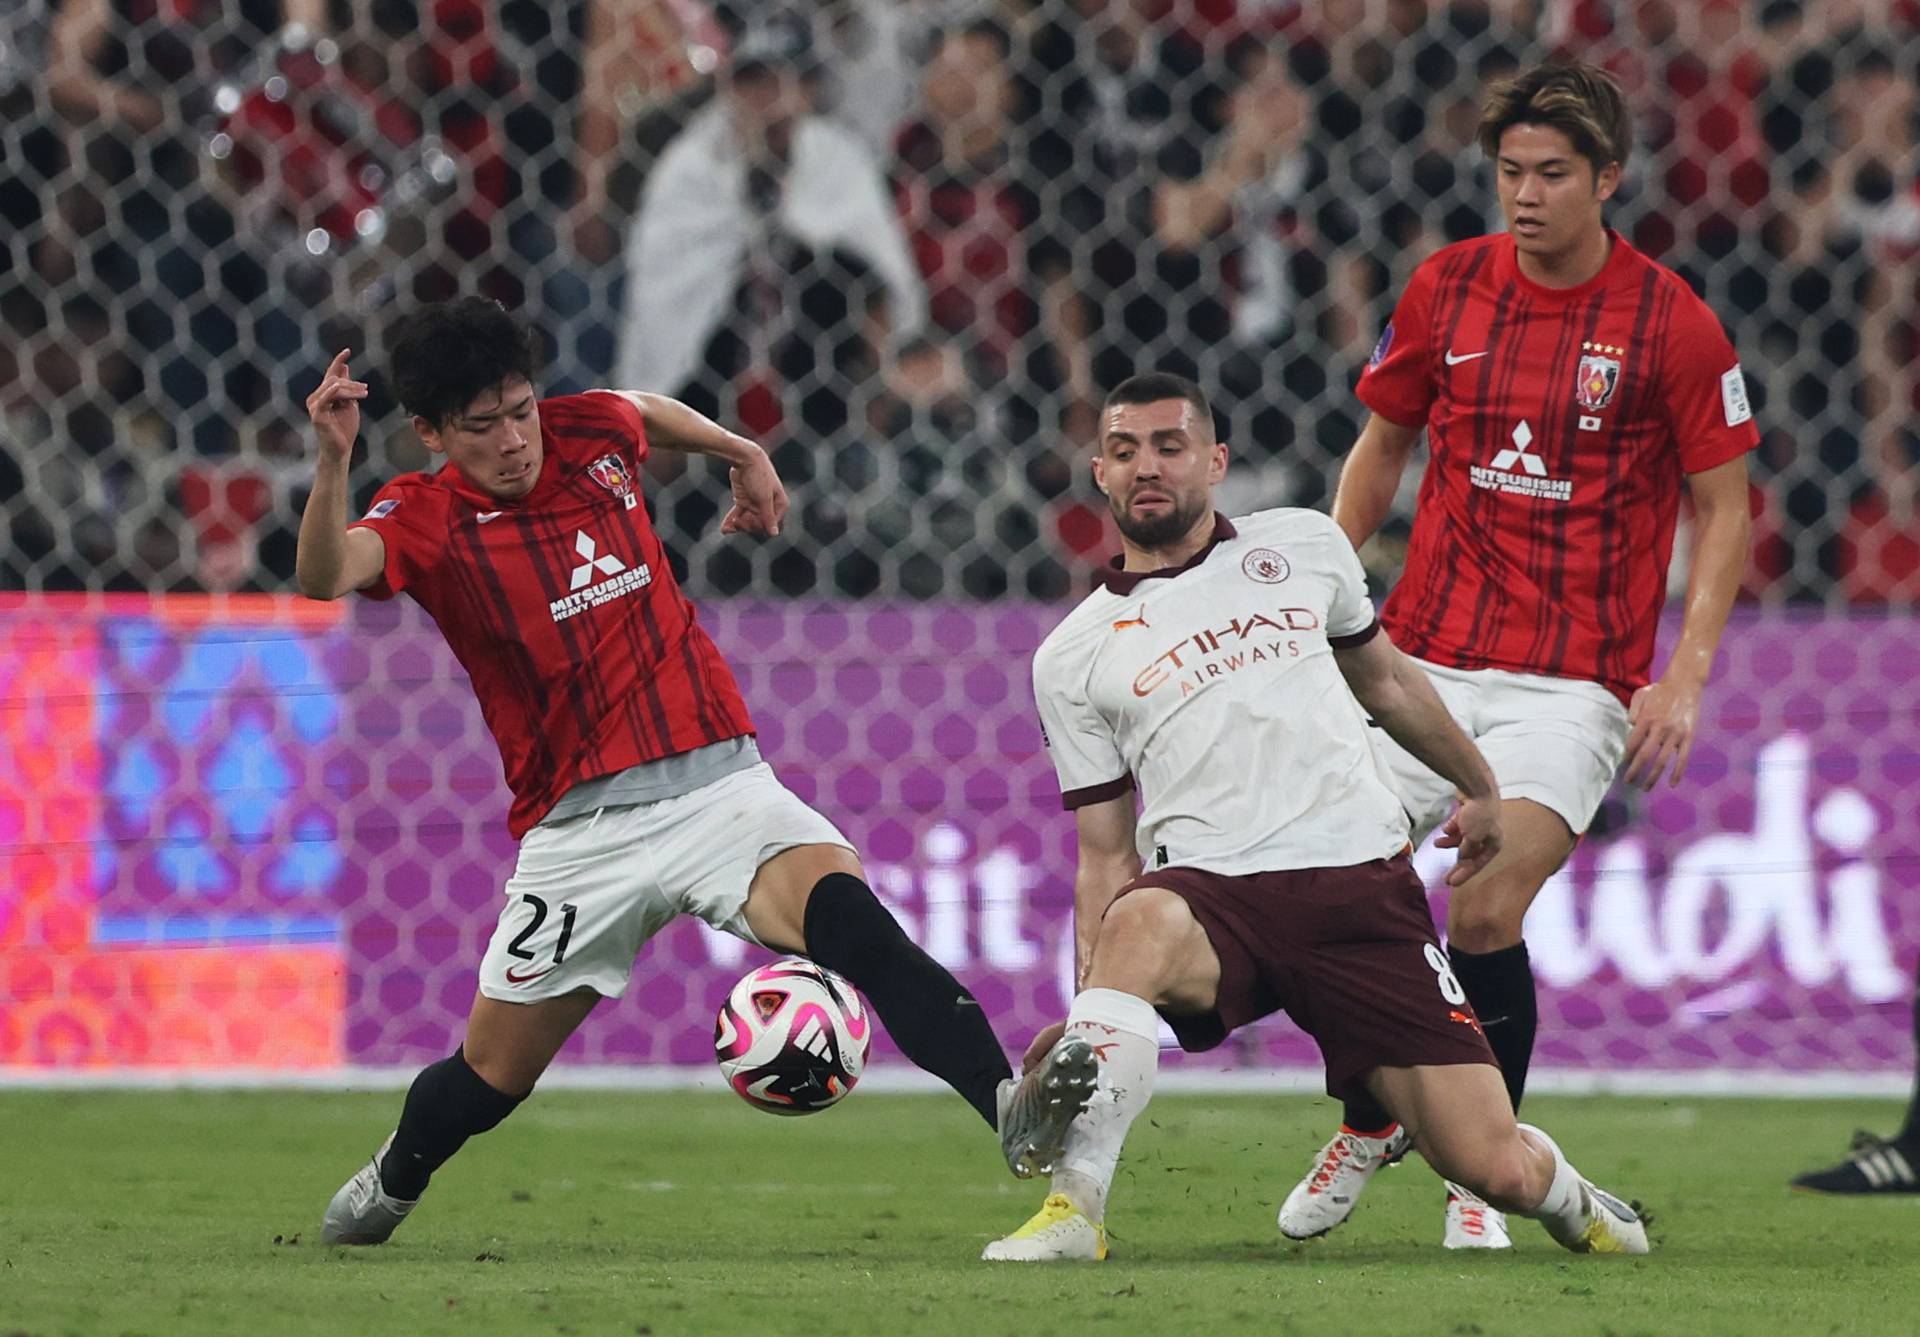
left=1423, top=943, right=1467, bottom=1006
left=503, top=893, right=578, bottom=984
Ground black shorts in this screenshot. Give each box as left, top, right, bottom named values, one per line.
left=1108, top=853, right=1495, bottom=1104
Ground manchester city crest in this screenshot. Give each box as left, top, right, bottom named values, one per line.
left=1575, top=348, right=1622, bottom=411
left=1242, top=548, right=1290, bottom=584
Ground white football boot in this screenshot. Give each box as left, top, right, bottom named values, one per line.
left=1278, top=1124, right=1412, bottom=1240
left=1518, top=1123, right=1651, bottom=1255
left=1442, top=1183, right=1512, bottom=1249
left=981, top=1193, right=1108, bottom=1262
left=1541, top=1178, right=1650, bottom=1255
left=320, top=1135, right=419, bottom=1245
left=996, top=1034, right=1099, bottom=1179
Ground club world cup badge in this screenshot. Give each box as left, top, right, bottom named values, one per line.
left=1575, top=351, right=1621, bottom=411
left=589, top=454, right=639, bottom=509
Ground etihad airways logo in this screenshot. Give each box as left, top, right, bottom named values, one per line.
left=1131, top=606, right=1321, bottom=697
left=1470, top=419, right=1572, bottom=502
left=550, top=530, right=651, bottom=622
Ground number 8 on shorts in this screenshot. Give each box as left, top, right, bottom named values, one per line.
left=1425, top=943, right=1467, bottom=1006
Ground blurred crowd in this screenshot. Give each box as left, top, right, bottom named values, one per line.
left=1, top=0, right=1917, bottom=602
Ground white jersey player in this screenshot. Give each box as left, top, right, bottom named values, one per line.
left=983, top=372, right=1650, bottom=1263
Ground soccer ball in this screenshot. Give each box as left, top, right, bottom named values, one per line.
left=714, top=957, right=871, bottom=1115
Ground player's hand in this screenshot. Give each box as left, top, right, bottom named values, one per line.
left=1435, top=794, right=1501, bottom=886
left=1622, top=675, right=1703, bottom=790
left=306, top=349, right=368, bottom=465
left=1022, top=1021, right=1067, bottom=1075
left=719, top=447, right=787, bottom=537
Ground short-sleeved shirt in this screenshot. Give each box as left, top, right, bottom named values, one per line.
left=1032, top=509, right=1410, bottom=876
left=349, top=390, right=755, bottom=837
left=1357, top=230, right=1759, bottom=703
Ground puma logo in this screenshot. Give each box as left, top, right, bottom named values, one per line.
left=1111, top=604, right=1150, bottom=631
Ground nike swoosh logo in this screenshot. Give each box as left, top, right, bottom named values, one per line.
left=1444, top=349, right=1490, bottom=366
left=476, top=511, right=504, bottom=523
left=504, top=964, right=553, bottom=984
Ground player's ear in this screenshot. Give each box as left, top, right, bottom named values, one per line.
left=1209, top=440, right=1229, bottom=483
left=1092, top=451, right=1109, bottom=495
left=413, top=415, right=446, bottom=456
left=1594, top=160, right=1621, bottom=204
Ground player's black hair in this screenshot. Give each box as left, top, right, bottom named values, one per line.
left=1103, top=372, right=1216, bottom=439
left=1477, top=61, right=1633, bottom=174
left=386, top=297, right=541, bottom=427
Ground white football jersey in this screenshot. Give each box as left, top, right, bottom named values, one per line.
left=1033, top=508, right=1411, bottom=876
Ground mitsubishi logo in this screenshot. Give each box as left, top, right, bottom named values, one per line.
left=568, top=531, right=625, bottom=590
left=1469, top=419, right=1571, bottom=501
left=1489, top=420, right=1547, bottom=477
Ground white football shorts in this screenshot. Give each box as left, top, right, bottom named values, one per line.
left=1368, top=657, right=1631, bottom=844
left=478, top=763, right=852, bottom=1003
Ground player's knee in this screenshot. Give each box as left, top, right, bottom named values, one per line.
left=800, top=871, right=903, bottom=957
left=1446, top=889, right=1527, bottom=953
left=1093, top=891, right=1188, bottom=975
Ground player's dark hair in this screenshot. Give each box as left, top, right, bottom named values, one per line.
left=386, top=298, right=540, bottom=427
left=1477, top=61, right=1632, bottom=174
left=1103, top=372, right=1215, bottom=437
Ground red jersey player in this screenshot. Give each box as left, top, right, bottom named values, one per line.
left=1279, top=63, right=1756, bottom=1249
left=300, top=299, right=1091, bottom=1247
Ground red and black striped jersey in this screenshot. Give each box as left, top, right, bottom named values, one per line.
left=349, top=391, right=754, bottom=836
left=1356, top=231, right=1759, bottom=703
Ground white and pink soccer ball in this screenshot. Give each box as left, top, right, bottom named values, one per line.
left=714, top=957, right=871, bottom=1115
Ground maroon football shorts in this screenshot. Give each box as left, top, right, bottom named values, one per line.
left=1108, top=852, right=1496, bottom=1103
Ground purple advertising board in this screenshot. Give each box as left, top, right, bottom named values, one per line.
left=3, top=597, right=1915, bottom=1083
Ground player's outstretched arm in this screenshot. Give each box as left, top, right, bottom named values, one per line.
left=1330, top=413, right=1424, bottom=550
left=1334, top=631, right=1501, bottom=884
left=1623, top=453, right=1753, bottom=790
left=624, top=392, right=786, bottom=537
left=297, top=350, right=387, bottom=600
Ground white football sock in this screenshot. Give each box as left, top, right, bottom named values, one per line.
left=1514, top=1122, right=1585, bottom=1226
left=1050, top=987, right=1160, bottom=1223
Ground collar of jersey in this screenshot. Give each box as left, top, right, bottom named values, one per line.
left=1097, top=513, right=1238, bottom=595
left=1498, top=226, right=1633, bottom=305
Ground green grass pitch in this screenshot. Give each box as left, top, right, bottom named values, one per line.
left=6, top=1088, right=1917, bottom=1336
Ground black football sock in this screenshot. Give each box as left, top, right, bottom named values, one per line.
left=1898, top=962, right=1920, bottom=1148
left=379, top=1046, right=525, bottom=1200
left=1339, top=1093, right=1398, bottom=1137
left=1450, top=942, right=1539, bottom=1114
left=802, top=871, right=1011, bottom=1128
